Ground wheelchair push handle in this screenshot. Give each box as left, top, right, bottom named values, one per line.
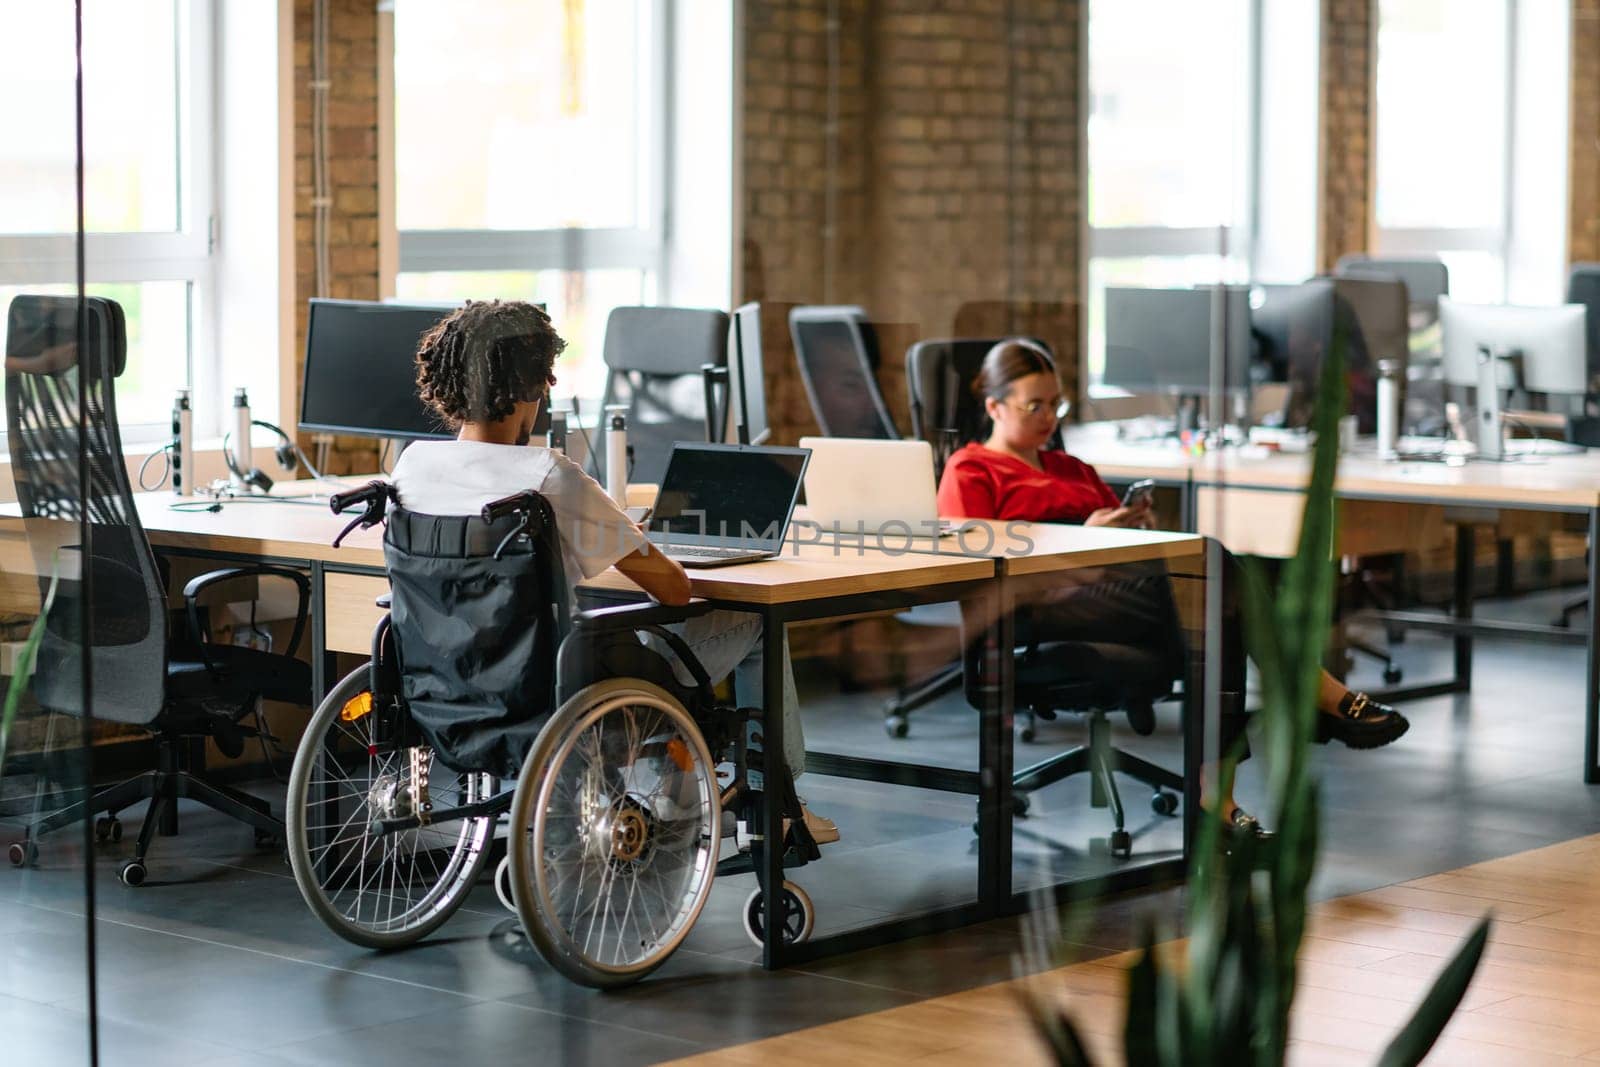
left=329, top=479, right=395, bottom=548
left=481, top=490, right=540, bottom=524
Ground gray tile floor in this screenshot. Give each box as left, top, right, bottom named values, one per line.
left=2, top=589, right=1595, bottom=1066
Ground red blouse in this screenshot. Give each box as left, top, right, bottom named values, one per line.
left=937, top=443, right=1120, bottom=523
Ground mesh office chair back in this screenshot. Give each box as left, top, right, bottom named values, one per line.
left=1566, top=264, right=1600, bottom=394
left=1335, top=254, right=1449, bottom=326
left=4, top=294, right=167, bottom=725
left=598, top=306, right=729, bottom=486
left=789, top=306, right=898, bottom=439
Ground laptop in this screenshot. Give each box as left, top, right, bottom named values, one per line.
left=798, top=437, right=954, bottom=540
left=645, top=442, right=811, bottom=567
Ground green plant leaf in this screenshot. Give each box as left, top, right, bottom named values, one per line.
left=1015, top=983, right=1097, bottom=1066
left=1375, top=916, right=1492, bottom=1067
left=0, top=567, right=60, bottom=772
left=1123, top=934, right=1160, bottom=1067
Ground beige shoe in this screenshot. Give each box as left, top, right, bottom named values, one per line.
left=796, top=804, right=840, bottom=846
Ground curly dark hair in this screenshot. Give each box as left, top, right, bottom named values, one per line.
left=414, top=299, right=566, bottom=427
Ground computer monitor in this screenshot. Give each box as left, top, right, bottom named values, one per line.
left=1102, top=285, right=1252, bottom=395
left=729, top=302, right=770, bottom=445
left=1252, top=280, right=1335, bottom=387
left=788, top=305, right=897, bottom=438
left=299, top=299, right=454, bottom=439
left=1440, top=297, right=1588, bottom=395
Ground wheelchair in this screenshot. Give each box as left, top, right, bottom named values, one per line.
left=285, top=482, right=821, bottom=988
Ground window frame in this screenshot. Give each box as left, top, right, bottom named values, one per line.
left=1371, top=0, right=1518, bottom=301
left=391, top=1, right=674, bottom=312
left=0, top=0, right=216, bottom=444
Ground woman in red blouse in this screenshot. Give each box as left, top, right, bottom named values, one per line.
left=938, top=340, right=1408, bottom=837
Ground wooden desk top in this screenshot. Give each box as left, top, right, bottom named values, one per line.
left=1065, top=422, right=1600, bottom=510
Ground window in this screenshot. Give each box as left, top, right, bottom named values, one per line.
left=393, top=0, right=665, bottom=400
left=0, top=0, right=213, bottom=442
left=1085, top=0, right=1319, bottom=392
left=1374, top=0, right=1569, bottom=304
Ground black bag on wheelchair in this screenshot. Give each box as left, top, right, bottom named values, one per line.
left=382, top=500, right=570, bottom=779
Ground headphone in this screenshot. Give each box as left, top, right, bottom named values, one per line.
left=224, top=419, right=300, bottom=494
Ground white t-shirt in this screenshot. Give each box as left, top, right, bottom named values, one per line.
left=390, top=440, right=648, bottom=585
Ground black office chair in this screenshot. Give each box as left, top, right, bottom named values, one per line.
left=1335, top=254, right=1449, bottom=330
left=1555, top=264, right=1600, bottom=628
left=965, top=595, right=1185, bottom=859
left=594, top=306, right=730, bottom=486
left=788, top=305, right=898, bottom=438
left=4, top=294, right=312, bottom=886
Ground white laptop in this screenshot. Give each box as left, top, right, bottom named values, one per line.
left=798, top=437, right=955, bottom=541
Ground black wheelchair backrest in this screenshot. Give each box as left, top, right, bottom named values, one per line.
left=380, top=492, right=571, bottom=779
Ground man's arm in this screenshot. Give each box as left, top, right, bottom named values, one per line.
left=613, top=545, right=693, bottom=606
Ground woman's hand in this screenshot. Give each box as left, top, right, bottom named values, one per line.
left=1084, top=501, right=1156, bottom=530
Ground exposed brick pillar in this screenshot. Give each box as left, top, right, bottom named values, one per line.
left=739, top=0, right=1084, bottom=445
left=1317, top=0, right=1375, bottom=273
left=1571, top=0, right=1600, bottom=265
left=293, top=0, right=382, bottom=473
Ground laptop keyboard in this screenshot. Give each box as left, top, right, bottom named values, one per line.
left=666, top=545, right=766, bottom=560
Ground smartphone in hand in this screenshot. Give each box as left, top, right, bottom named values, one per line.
left=1121, top=479, right=1156, bottom=509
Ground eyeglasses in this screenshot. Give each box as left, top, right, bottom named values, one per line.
left=1005, top=397, right=1070, bottom=420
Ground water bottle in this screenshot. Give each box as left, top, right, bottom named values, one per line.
left=605, top=405, right=628, bottom=505
left=1376, top=359, right=1400, bottom=460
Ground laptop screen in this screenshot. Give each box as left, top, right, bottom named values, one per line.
left=648, top=443, right=809, bottom=548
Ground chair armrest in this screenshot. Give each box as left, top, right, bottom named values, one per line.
left=182, top=565, right=313, bottom=665
left=572, top=597, right=714, bottom=634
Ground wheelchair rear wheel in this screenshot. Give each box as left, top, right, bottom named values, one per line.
left=287, top=667, right=496, bottom=949
left=509, top=678, right=720, bottom=988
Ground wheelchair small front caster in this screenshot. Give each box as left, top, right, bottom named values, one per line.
left=1383, top=665, right=1403, bottom=685
left=1110, top=830, right=1132, bottom=858
left=494, top=855, right=516, bottom=914
left=1150, top=791, right=1179, bottom=816
left=119, top=860, right=147, bottom=887
left=9, top=840, right=37, bottom=867
left=95, top=817, right=123, bottom=844
left=883, top=714, right=909, bottom=739
left=743, top=881, right=814, bottom=948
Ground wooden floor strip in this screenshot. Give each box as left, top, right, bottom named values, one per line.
left=669, top=833, right=1600, bottom=1066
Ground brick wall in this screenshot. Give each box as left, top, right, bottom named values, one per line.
left=740, top=0, right=1083, bottom=445
left=1572, top=1, right=1600, bottom=264
left=292, top=0, right=382, bottom=474
left=1317, top=0, right=1374, bottom=273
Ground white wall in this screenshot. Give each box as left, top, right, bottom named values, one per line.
left=664, top=0, right=734, bottom=310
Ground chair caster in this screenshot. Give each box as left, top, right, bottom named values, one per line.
left=883, top=714, right=909, bottom=739
left=9, top=840, right=37, bottom=867
left=494, top=855, right=516, bottom=914
left=1019, top=724, right=1036, bottom=743
left=1150, top=791, right=1179, bottom=816
left=119, top=860, right=148, bottom=887
left=1090, top=831, right=1133, bottom=859
left=743, top=881, right=814, bottom=948
left=1382, top=666, right=1403, bottom=685
left=94, top=817, right=123, bottom=844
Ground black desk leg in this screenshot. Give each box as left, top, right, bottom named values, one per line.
left=310, top=561, right=328, bottom=704
left=759, top=611, right=786, bottom=969
left=1453, top=523, right=1474, bottom=688
left=985, top=584, right=1013, bottom=910
left=1586, top=508, right=1600, bottom=784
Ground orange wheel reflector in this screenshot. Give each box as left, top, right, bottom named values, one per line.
left=340, top=691, right=374, bottom=722
left=666, top=737, right=695, bottom=772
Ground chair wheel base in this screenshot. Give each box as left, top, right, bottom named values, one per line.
left=1150, top=791, right=1179, bottom=816
left=883, top=714, right=909, bottom=739
left=119, top=860, right=147, bottom=887
left=9, top=840, right=37, bottom=867
left=1382, top=666, right=1403, bottom=685
left=95, top=817, right=123, bottom=844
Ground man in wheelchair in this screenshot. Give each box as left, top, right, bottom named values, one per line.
left=285, top=300, right=832, bottom=986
